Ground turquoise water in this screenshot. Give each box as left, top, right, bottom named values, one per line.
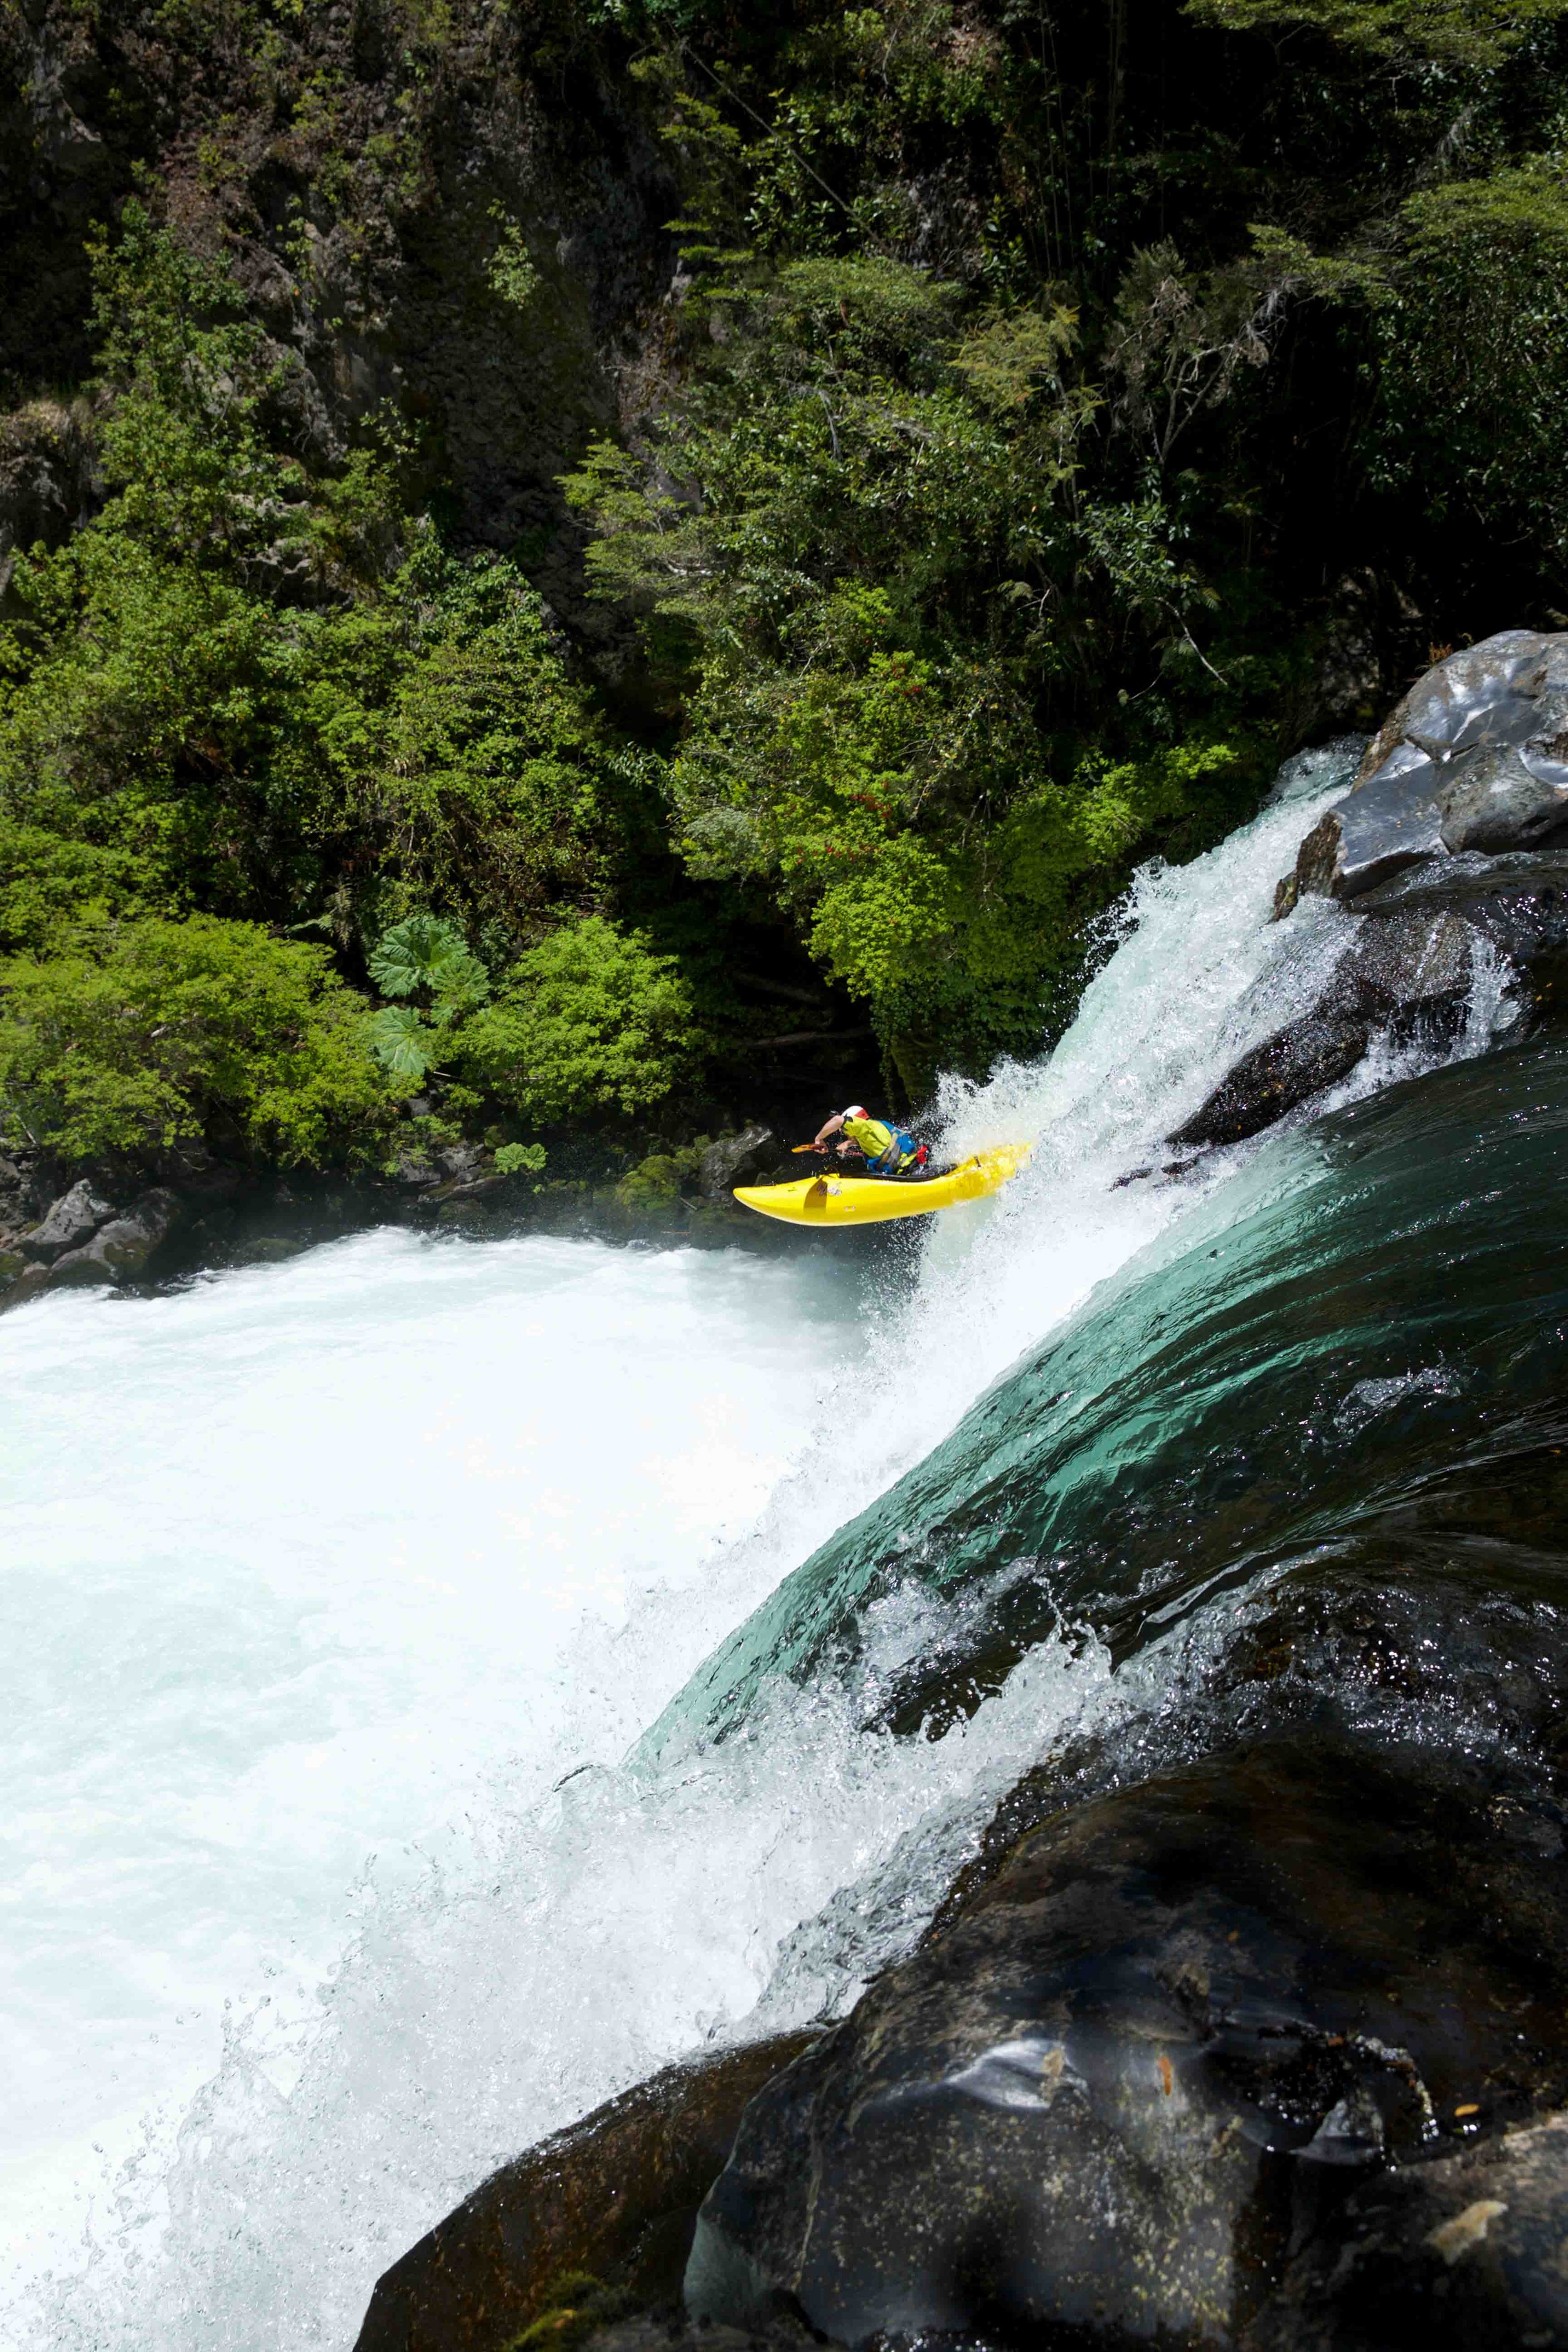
left=664, top=1034, right=1568, bottom=1744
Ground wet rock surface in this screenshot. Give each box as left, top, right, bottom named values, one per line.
left=0, top=1175, right=203, bottom=1307
left=47, top=1185, right=182, bottom=1284
left=1178, top=633, right=1568, bottom=1148
left=1244, top=2111, right=1568, bottom=2351
left=699, top=1126, right=783, bottom=1199
left=354, top=2034, right=815, bottom=2352
left=686, top=1720, right=1568, bottom=2349
left=1296, top=630, right=1568, bottom=903
left=1171, top=903, right=1481, bottom=1147
left=15, top=1174, right=115, bottom=1261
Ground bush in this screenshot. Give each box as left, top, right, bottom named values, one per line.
left=0, top=914, right=396, bottom=1167
left=365, top=911, right=492, bottom=1081
left=455, top=916, right=704, bottom=1123
left=0, top=820, right=166, bottom=953
left=564, top=252, right=1253, bottom=1076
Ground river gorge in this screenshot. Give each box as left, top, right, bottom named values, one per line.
left=11, top=726, right=1564, bottom=2348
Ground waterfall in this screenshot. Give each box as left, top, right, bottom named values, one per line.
left=11, top=748, right=1520, bottom=2351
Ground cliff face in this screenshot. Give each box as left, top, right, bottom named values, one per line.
left=0, top=0, right=679, bottom=628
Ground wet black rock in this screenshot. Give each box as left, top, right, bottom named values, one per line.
left=1177, top=635, right=1568, bottom=1148
left=1171, top=905, right=1478, bottom=1147
left=686, top=1730, right=1568, bottom=2349
left=354, top=2034, right=814, bottom=2352
left=46, top=1185, right=182, bottom=1284
left=1, top=1184, right=184, bottom=1306
left=1293, top=630, right=1568, bottom=905
left=1246, top=2112, right=1568, bottom=2351
left=15, top=1175, right=116, bottom=1261
left=700, top=1126, right=780, bottom=1200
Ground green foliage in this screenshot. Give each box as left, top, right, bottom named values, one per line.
left=568, top=250, right=1253, bottom=1067
left=1369, top=166, right=1568, bottom=551
left=499, top=2271, right=632, bottom=2352
left=0, top=915, right=395, bottom=1167
left=13, top=0, right=1568, bottom=1141
left=365, top=911, right=490, bottom=1078
left=365, top=1002, right=443, bottom=1081
left=85, top=198, right=405, bottom=590
left=368, top=913, right=490, bottom=1009
left=0, top=820, right=166, bottom=953
left=455, top=916, right=704, bottom=1123
left=0, top=214, right=630, bottom=952
left=613, top=1136, right=707, bottom=1208
left=494, top=1139, right=547, bottom=1174
left=369, top=553, right=622, bottom=933
left=487, top=209, right=543, bottom=311
left=1189, top=0, right=1568, bottom=67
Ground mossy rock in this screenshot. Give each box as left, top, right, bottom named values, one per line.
left=353, top=2033, right=816, bottom=2352
left=501, top=2271, right=633, bottom=2352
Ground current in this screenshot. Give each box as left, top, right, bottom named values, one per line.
left=2, top=744, right=1521, bottom=2348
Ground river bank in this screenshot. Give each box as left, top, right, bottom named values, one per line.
left=0, top=1109, right=844, bottom=1308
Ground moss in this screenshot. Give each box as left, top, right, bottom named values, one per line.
left=499, top=2269, right=634, bottom=2352
left=612, top=1138, right=709, bottom=1211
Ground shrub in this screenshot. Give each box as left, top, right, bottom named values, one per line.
left=0, top=914, right=396, bottom=1167
left=455, top=916, right=704, bottom=1123
left=365, top=911, right=492, bottom=1081
left=0, top=820, right=166, bottom=953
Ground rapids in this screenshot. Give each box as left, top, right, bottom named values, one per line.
left=6, top=743, right=1525, bottom=2348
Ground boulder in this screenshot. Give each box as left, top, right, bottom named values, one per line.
left=1179, top=637, right=1568, bottom=1149
left=686, top=1732, right=1568, bottom=2349
left=1171, top=905, right=1479, bottom=1148
left=1290, top=631, right=1568, bottom=905
left=44, top=1187, right=181, bottom=1287
left=1245, top=2111, right=1568, bottom=2351
left=16, top=1177, right=117, bottom=1262
left=700, top=1127, right=780, bottom=1200
left=1170, top=1008, right=1380, bottom=1147
left=354, top=2034, right=815, bottom=2352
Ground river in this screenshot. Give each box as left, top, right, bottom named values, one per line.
left=6, top=746, right=1514, bottom=2348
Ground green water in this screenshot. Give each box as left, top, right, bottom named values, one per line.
left=659, top=1032, right=1568, bottom=1747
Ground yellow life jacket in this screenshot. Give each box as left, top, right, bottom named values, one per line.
left=843, top=1114, right=899, bottom=1167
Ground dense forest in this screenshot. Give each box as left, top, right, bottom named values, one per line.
left=3, top=0, right=1567, bottom=1193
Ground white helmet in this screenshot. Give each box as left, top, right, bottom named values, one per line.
left=843, top=1104, right=869, bottom=1121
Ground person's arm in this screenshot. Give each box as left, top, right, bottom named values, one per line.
left=813, top=1113, right=845, bottom=1150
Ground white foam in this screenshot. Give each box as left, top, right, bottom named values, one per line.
left=1, top=1232, right=859, bottom=2329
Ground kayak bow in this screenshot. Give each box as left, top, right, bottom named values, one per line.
left=734, top=1144, right=1029, bottom=1227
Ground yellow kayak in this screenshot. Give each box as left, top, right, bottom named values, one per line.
left=734, top=1145, right=1030, bottom=1227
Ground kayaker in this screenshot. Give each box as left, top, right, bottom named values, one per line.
left=811, top=1104, right=924, bottom=1177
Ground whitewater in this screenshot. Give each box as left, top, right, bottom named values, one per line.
left=3, top=748, right=1511, bottom=2348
